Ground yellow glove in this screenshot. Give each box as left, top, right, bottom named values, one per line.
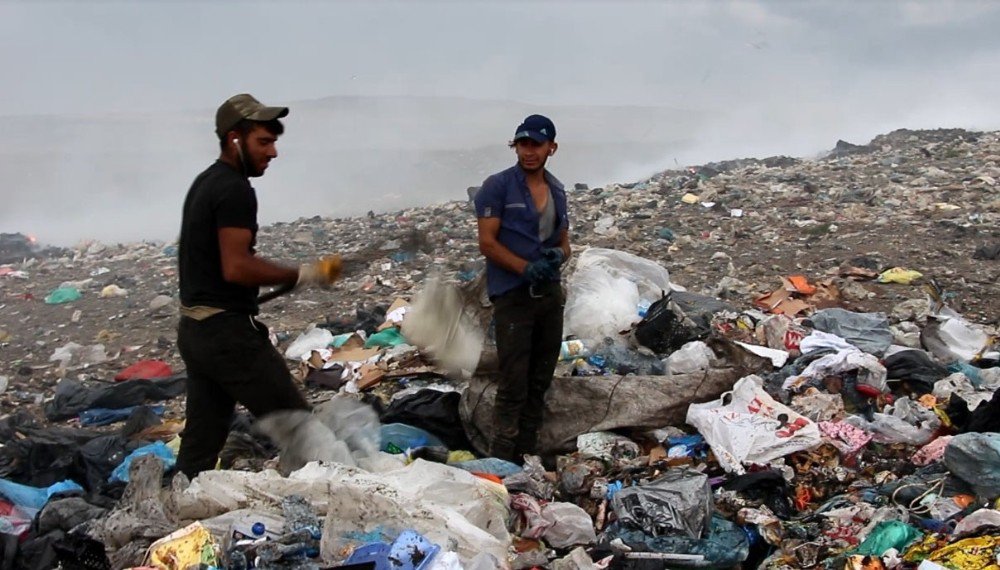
left=297, top=255, right=343, bottom=288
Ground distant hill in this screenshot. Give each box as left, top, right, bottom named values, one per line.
left=0, top=96, right=703, bottom=245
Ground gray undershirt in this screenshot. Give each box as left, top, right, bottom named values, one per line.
left=538, top=188, right=556, bottom=241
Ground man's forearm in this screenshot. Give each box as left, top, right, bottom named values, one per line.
left=223, top=255, right=298, bottom=287
left=481, top=240, right=528, bottom=276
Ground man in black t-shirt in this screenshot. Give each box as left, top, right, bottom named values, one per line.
left=175, top=94, right=341, bottom=478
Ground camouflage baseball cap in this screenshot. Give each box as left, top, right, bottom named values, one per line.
left=215, top=93, right=289, bottom=138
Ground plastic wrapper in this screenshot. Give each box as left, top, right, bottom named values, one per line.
left=611, top=468, right=711, bottom=539
left=686, top=376, right=821, bottom=474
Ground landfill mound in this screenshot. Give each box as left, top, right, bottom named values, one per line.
left=0, top=127, right=999, bottom=569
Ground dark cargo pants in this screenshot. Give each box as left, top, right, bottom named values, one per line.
left=176, top=312, right=310, bottom=478
left=489, top=281, right=564, bottom=462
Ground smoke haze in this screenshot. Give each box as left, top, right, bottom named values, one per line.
left=2, top=1, right=1000, bottom=245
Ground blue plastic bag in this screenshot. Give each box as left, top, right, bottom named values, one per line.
left=80, top=405, right=164, bottom=426
left=380, top=423, right=444, bottom=453
left=0, top=478, right=83, bottom=510
left=109, top=441, right=175, bottom=483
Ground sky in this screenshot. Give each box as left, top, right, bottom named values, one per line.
left=3, top=0, right=1000, bottom=244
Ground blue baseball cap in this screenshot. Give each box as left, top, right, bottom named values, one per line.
left=513, top=114, right=556, bottom=143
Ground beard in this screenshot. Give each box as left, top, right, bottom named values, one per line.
left=238, top=140, right=265, bottom=177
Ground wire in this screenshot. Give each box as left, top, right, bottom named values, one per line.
left=890, top=476, right=947, bottom=516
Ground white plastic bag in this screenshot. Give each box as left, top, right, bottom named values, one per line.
left=574, top=248, right=673, bottom=301
left=540, top=502, right=597, bottom=548
left=686, top=376, right=821, bottom=474
left=563, top=248, right=674, bottom=342
left=843, top=397, right=939, bottom=447
left=563, top=265, right=639, bottom=342
left=284, top=326, right=334, bottom=360
left=922, top=305, right=997, bottom=363
left=665, top=341, right=715, bottom=375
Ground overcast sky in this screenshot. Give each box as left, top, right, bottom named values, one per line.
left=3, top=1, right=1000, bottom=244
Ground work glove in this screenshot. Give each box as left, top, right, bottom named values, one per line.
left=541, top=247, right=566, bottom=267
left=523, top=259, right=559, bottom=285
left=296, top=255, right=343, bottom=288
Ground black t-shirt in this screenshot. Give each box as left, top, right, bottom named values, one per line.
left=179, top=161, right=260, bottom=315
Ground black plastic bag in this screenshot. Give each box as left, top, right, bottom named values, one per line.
left=44, top=375, right=186, bottom=421
left=380, top=389, right=472, bottom=451
left=635, top=292, right=728, bottom=355
left=883, top=350, right=950, bottom=394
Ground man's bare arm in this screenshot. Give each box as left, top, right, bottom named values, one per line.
left=218, top=227, right=298, bottom=287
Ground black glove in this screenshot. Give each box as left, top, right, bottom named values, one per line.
left=523, top=259, right=559, bottom=284
left=541, top=248, right=565, bottom=267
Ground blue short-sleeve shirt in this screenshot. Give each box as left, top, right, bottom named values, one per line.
left=474, top=165, right=569, bottom=298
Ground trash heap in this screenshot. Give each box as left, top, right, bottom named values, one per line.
left=0, top=127, right=999, bottom=569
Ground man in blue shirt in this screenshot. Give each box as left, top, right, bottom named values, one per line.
left=474, top=115, right=571, bottom=462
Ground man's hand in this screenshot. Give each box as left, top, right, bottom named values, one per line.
left=541, top=247, right=565, bottom=267
left=523, top=259, right=559, bottom=284
left=297, top=255, right=343, bottom=288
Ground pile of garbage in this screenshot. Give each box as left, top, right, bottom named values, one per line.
left=1, top=128, right=999, bottom=569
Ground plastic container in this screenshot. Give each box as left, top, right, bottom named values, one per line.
left=559, top=340, right=589, bottom=361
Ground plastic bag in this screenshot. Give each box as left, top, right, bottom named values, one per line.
left=853, top=520, right=922, bottom=557
left=0, top=478, right=83, bottom=511
left=44, top=287, right=81, bottom=305
left=109, top=441, right=175, bottom=483
left=806, top=308, right=893, bottom=356
left=686, top=376, right=821, bottom=474
left=256, top=396, right=380, bottom=472
left=634, top=292, right=726, bottom=355
left=381, top=423, right=445, bottom=453
left=540, top=502, right=597, bottom=548
left=114, top=360, right=173, bottom=382
left=844, top=411, right=936, bottom=447
left=80, top=405, right=164, bottom=427
left=666, top=341, right=715, bottom=375
left=364, top=328, right=408, bottom=349
left=922, top=305, right=995, bottom=363
left=576, top=432, right=641, bottom=462
left=48, top=342, right=108, bottom=369
left=284, top=326, right=335, bottom=361
left=944, top=432, right=1000, bottom=499
left=564, top=264, right=640, bottom=343
left=787, top=348, right=888, bottom=393
left=611, top=468, right=712, bottom=539
left=601, top=515, right=749, bottom=568
left=402, top=278, right=483, bottom=374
